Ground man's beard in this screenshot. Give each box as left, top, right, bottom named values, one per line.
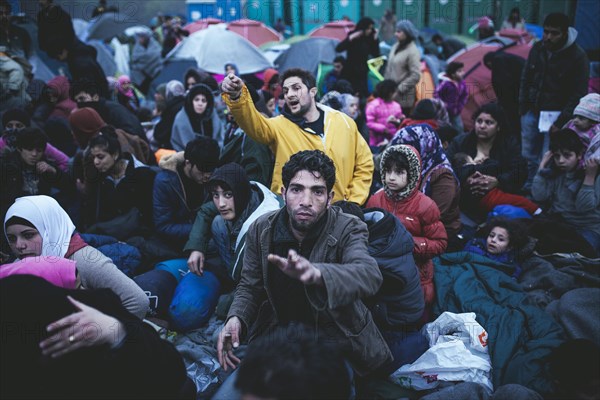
left=289, top=101, right=311, bottom=117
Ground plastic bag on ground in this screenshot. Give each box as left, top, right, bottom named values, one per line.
left=390, top=312, right=493, bottom=392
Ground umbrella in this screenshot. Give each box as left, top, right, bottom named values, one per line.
left=263, top=44, right=290, bottom=64
left=72, top=18, right=89, bottom=41
left=308, top=21, right=356, bottom=41
left=124, top=25, right=153, bottom=37
left=183, top=18, right=224, bottom=34
left=149, top=58, right=198, bottom=96
left=87, top=40, right=117, bottom=77
left=166, top=25, right=272, bottom=75
left=12, top=16, right=68, bottom=80
left=449, top=41, right=532, bottom=132
left=275, top=37, right=340, bottom=77
left=227, top=19, right=282, bottom=47
left=84, top=11, right=138, bottom=41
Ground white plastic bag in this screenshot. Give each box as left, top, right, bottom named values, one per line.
left=390, top=312, right=493, bottom=392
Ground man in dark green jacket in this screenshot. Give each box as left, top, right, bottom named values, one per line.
left=216, top=150, right=391, bottom=385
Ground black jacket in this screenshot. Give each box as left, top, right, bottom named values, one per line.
left=363, top=208, right=425, bottom=328
left=67, top=39, right=109, bottom=99
left=0, top=275, right=188, bottom=400
left=336, top=31, right=380, bottom=96
left=519, top=27, right=589, bottom=128
left=0, top=149, right=74, bottom=215
left=83, top=153, right=156, bottom=230
left=37, top=4, right=75, bottom=56
left=153, top=95, right=184, bottom=149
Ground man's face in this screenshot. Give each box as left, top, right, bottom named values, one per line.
left=212, top=185, right=236, bottom=221
left=4, top=120, right=26, bottom=132
left=543, top=25, right=566, bottom=51
left=282, top=170, right=332, bottom=233
left=185, top=162, right=212, bottom=185
left=282, top=76, right=315, bottom=117
left=74, top=91, right=98, bottom=104
left=39, top=0, right=51, bottom=10
left=333, top=62, right=343, bottom=75
left=18, top=147, right=44, bottom=166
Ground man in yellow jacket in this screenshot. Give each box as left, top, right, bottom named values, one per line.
left=221, top=68, right=374, bottom=205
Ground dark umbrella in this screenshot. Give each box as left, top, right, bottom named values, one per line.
left=149, top=58, right=198, bottom=96
left=84, top=11, right=137, bottom=41
left=275, top=37, right=341, bottom=77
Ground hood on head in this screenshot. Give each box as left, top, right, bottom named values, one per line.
left=262, top=68, right=279, bottom=91
left=46, top=76, right=71, bottom=102
left=380, top=144, right=422, bottom=200
left=208, top=163, right=251, bottom=217
left=184, top=83, right=214, bottom=118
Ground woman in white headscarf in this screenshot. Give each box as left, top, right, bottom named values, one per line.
left=4, top=195, right=149, bottom=318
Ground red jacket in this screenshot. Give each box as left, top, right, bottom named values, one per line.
left=367, top=144, right=447, bottom=304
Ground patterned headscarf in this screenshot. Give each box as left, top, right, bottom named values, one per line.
left=390, top=123, right=457, bottom=195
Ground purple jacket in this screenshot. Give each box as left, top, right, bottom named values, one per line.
left=435, top=74, right=468, bottom=117
left=365, top=98, right=403, bottom=146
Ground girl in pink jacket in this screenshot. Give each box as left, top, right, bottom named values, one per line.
left=366, top=79, right=404, bottom=149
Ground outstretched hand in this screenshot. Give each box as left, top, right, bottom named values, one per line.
left=221, top=73, right=244, bottom=100
left=268, top=249, right=323, bottom=286
left=39, top=296, right=126, bottom=358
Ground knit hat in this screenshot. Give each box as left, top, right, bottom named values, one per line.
left=573, top=93, right=600, bottom=123
left=208, top=163, right=251, bottom=218
left=68, top=107, right=107, bottom=148
left=395, top=20, right=419, bottom=40
left=2, top=108, right=30, bottom=128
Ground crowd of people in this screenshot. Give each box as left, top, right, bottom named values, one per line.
left=0, top=1, right=599, bottom=398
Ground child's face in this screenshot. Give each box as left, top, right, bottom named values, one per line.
left=573, top=115, right=596, bottom=132
left=452, top=68, right=464, bottom=81
left=486, top=227, right=510, bottom=254
left=18, top=147, right=44, bottom=166
left=385, top=167, right=408, bottom=192
left=553, top=149, right=582, bottom=172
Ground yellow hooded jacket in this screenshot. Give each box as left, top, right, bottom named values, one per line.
left=223, top=86, right=374, bottom=205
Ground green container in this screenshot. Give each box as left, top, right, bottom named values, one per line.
left=243, top=0, right=277, bottom=25
left=395, top=0, right=426, bottom=30
left=426, top=0, right=462, bottom=35
left=496, top=0, right=535, bottom=27
left=364, top=0, right=394, bottom=22
left=537, top=0, right=574, bottom=24
left=331, top=0, right=361, bottom=23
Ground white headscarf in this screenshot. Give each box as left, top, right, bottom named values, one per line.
left=4, top=196, right=76, bottom=258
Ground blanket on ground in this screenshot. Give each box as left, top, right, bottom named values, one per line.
left=433, top=252, right=564, bottom=396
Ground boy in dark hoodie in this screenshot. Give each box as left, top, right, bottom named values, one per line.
left=185, top=163, right=282, bottom=283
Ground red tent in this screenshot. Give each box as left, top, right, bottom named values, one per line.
left=450, top=40, right=532, bottom=132
left=308, top=21, right=356, bottom=41
left=498, top=29, right=534, bottom=44
left=227, top=19, right=282, bottom=47
left=183, top=18, right=223, bottom=34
